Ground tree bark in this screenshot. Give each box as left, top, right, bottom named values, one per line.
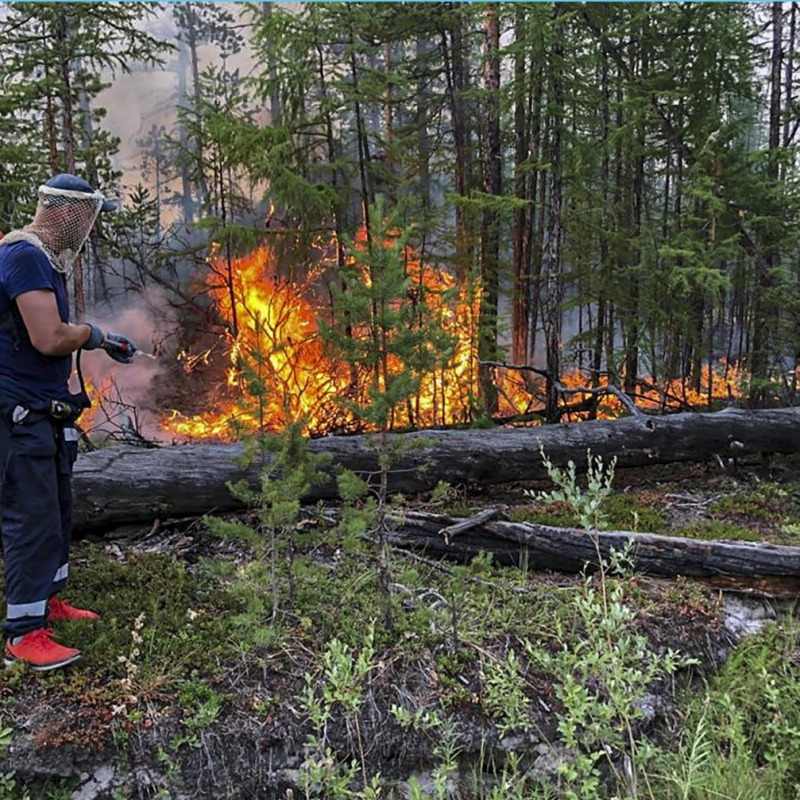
left=441, top=3, right=472, bottom=281
left=511, top=5, right=531, bottom=365
left=385, top=510, right=800, bottom=596
left=749, top=2, right=783, bottom=407
left=592, top=20, right=611, bottom=412
left=784, top=2, right=796, bottom=148
left=74, top=407, right=800, bottom=534
left=478, top=3, right=501, bottom=414
left=543, top=4, right=565, bottom=421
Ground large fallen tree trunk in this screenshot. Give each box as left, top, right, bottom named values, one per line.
left=73, top=406, right=800, bottom=533
left=386, top=511, right=800, bottom=595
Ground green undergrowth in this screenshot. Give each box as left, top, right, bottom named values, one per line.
left=0, top=516, right=713, bottom=799
left=60, top=548, right=235, bottom=673
left=509, top=493, right=669, bottom=534
left=709, top=481, right=800, bottom=523
left=648, top=617, right=800, bottom=800
left=0, top=548, right=237, bottom=698
left=509, top=473, right=800, bottom=545
left=6, top=449, right=800, bottom=799
left=200, top=525, right=570, bottom=656
left=677, top=519, right=762, bottom=541
left=0, top=524, right=797, bottom=800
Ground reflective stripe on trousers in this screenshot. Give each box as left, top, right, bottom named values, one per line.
left=2, top=416, right=74, bottom=638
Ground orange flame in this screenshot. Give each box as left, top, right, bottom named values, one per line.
left=158, top=239, right=744, bottom=441
left=158, top=236, right=491, bottom=439
left=163, top=246, right=346, bottom=438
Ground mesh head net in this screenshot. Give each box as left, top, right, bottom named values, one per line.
left=23, top=185, right=104, bottom=273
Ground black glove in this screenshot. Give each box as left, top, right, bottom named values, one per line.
left=101, top=332, right=137, bottom=364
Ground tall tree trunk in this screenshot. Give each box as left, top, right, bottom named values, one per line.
left=384, top=41, right=395, bottom=197
left=608, top=76, right=626, bottom=387
left=530, top=111, right=547, bottom=368
left=749, top=2, right=783, bottom=406
left=415, top=36, right=432, bottom=212
left=478, top=3, right=501, bottom=414
left=55, top=8, right=84, bottom=316
left=786, top=3, right=800, bottom=396
left=511, top=6, right=531, bottom=365
left=623, top=19, right=646, bottom=396
left=76, top=67, right=108, bottom=308
left=525, top=76, right=541, bottom=377
left=314, top=34, right=357, bottom=391
left=45, top=88, right=59, bottom=174
left=784, top=2, right=796, bottom=149
left=260, top=2, right=281, bottom=125
left=214, top=135, right=238, bottom=339
left=543, top=4, right=565, bottom=421
left=348, top=31, right=373, bottom=231
left=670, top=106, right=685, bottom=383
left=177, top=43, right=195, bottom=223
left=441, top=3, right=472, bottom=279
left=592, top=22, right=612, bottom=415
left=187, top=5, right=209, bottom=212
left=55, top=11, right=75, bottom=174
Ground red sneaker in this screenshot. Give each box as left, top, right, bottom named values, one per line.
left=48, top=596, right=100, bottom=622
left=4, top=628, right=81, bottom=671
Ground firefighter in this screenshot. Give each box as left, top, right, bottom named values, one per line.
left=0, top=173, right=137, bottom=670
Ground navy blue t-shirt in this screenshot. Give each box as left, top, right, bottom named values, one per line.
left=0, top=241, right=72, bottom=404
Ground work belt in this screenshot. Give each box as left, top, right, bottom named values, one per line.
left=5, top=353, right=92, bottom=430
left=10, top=394, right=90, bottom=427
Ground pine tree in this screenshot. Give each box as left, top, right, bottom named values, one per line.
left=320, top=196, right=456, bottom=626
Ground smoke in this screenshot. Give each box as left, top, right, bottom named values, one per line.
left=99, top=7, right=259, bottom=206
left=75, top=298, right=175, bottom=443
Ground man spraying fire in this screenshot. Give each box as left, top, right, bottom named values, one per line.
left=0, top=173, right=137, bottom=670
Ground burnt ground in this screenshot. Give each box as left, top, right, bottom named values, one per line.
left=1, top=456, right=799, bottom=799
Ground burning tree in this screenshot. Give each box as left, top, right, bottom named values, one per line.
left=160, top=201, right=493, bottom=440
left=321, top=199, right=459, bottom=433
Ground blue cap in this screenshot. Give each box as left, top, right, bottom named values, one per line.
left=44, top=173, right=116, bottom=212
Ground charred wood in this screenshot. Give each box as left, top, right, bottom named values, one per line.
left=438, top=507, right=507, bottom=544
left=386, top=511, right=800, bottom=596
left=73, top=406, right=800, bottom=534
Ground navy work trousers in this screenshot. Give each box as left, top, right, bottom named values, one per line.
left=2, top=415, right=74, bottom=638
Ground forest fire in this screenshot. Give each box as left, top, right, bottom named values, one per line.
left=138, top=243, right=745, bottom=442
left=163, top=246, right=347, bottom=439
left=158, top=242, right=485, bottom=439
left=555, top=363, right=743, bottom=417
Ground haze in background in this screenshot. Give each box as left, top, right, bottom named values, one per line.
left=98, top=3, right=266, bottom=217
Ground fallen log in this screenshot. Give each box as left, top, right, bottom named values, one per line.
left=386, top=511, right=800, bottom=595
left=73, top=406, right=800, bottom=534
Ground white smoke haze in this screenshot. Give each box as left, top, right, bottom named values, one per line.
left=75, top=302, right=177, bottom=443
left=99, top=4, right=266, bottom=212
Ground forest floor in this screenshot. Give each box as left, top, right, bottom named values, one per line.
left=2, top=455, right=800, bottom=799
